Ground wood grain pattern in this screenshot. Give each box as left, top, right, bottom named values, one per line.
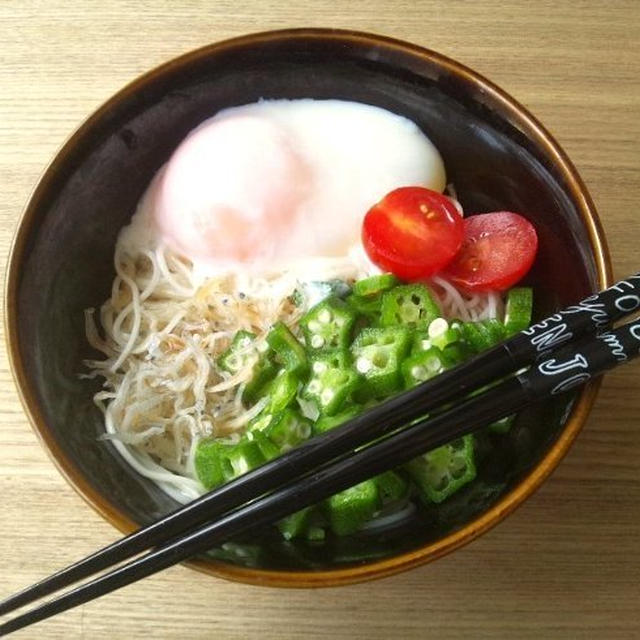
left=1, top=1, right=639, bottom=638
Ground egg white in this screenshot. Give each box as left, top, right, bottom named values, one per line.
left=118, top=98, right=446, bottom=281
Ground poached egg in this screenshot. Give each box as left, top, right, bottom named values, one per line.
left=121, top=99, right=446, bottom=275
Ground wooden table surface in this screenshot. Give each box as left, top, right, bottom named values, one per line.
left=1, top=1, right=639, bottom=638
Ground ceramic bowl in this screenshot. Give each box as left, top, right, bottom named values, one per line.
left=5, top=29, right=611, bottom=587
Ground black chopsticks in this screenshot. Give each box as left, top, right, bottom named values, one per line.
left=1, top=274, right=639, bottom=635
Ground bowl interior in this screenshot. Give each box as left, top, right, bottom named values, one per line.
left=11, top=32, right=602, bottom=575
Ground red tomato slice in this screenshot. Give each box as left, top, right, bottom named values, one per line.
left=362, top=187, right=464, bottom=281
left=443, top=211, right=538, bottom=292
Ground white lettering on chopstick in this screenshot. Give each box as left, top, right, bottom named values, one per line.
left=614, top=295, right=640, bottom=313
left=537, top=353, right=591, bottom=395
left=599, top=332, right=628, bottom=362
left=562, top=298, right=609, bottom=327
left=526, top=322, right=573, bottom=352
left=538, top=353, right=589, bottom=376
left=550, top=373, right=592, bottom=395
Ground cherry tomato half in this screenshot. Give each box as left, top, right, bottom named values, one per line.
left=443, top=211, right=538, bottom=292
left=362, top=187, right=464, bottom=281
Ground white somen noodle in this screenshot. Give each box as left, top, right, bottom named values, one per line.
left=85, top=241, right=504, bottom=504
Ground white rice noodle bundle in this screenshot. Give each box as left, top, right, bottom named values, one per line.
left=85, top=243, right=504, bottom=504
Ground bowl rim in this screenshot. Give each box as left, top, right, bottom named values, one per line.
left=5, top=27, right=612, bottom=588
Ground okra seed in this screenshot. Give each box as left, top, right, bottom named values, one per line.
left=412, top=365, right=427, bottom=380
left=300, top=424, right=312, bottom=438
left=317, top=309, right=332, bottom=323
left=320, top=389, right=335, bottom=405
left=428, top=318, right=448, bottom=338
left=356, top=357, right=372, bottom=374
left=312, top=361, right=328, bottom=374
left=235, top=459, right=249, bottom=475
left=451, top=464, right=466, bottom=479
left=434, top=477, right=448, bottom=490
left=311, top=335, right=325, bottom=349
left=307, top=380, right=322, bottom=393
left=372, top=352, right=389, bottom=368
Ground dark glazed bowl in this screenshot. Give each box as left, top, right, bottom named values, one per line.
left=6, top=29, right=611, bottom=587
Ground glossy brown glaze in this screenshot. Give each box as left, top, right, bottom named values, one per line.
left=5, top=29, right=611, bottom=587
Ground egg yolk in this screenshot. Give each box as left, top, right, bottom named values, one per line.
left=154, top=115, right=310, bottom=264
